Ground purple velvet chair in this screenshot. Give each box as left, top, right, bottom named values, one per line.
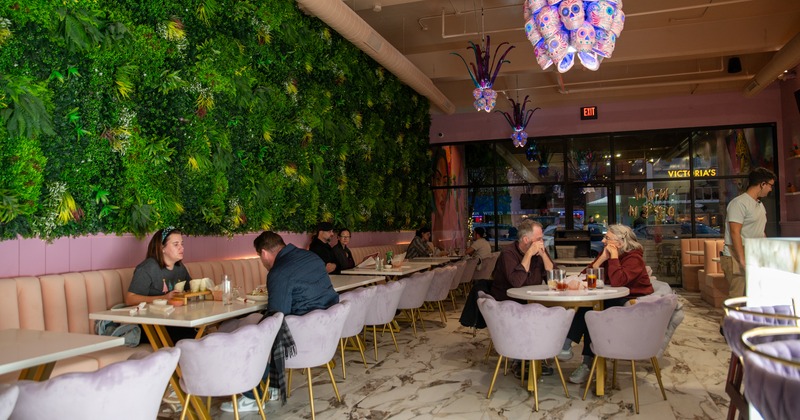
left=477, top=297, right=575, bottom=412
left=285, top=301, right=351, bottom=420
left=11, top=348, right=180, bottom=420
left=424, top=265, right=457, bottom=326
left=0, top=385, right=18, bottom=420
left=723, top=297, right=798, bottom=420
left=459, top=256, right=480, bottom=293
left=448, top=260, right=468, bottom=310
left=338, top=286, right=377, bottom=378
left=176, top=312, right=283, bottom=420
left=741, top=327, right=800, bottom=420
left=582, top=294, right=677, bottom=414
left=364, top=281, right=406, bottom=360
left=396, top=270, right=435, bottom=337
left=472, top=253, right=499, bottom=281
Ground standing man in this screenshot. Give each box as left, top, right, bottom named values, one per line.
left=722, top=167, right=776, bottom=299
left=309, top=221, right=338, bottom=274
left=224, top=231, right=338, bottom=413
left=465, top=227, right=492, bottom=259
left=490, top=219, right=555, bottom=301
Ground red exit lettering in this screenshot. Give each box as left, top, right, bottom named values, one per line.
left=580, top=106, right=598, bottom=120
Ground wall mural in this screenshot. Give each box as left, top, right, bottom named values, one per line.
left=432, top=146, right=467, bottom=252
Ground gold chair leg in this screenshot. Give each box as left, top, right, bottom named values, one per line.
left=408, top=309, right=418, bottom=337
left=531, top=360, right=539, bottom=412
left=612, top=359, right=619, bottom=390
left=520, top=359, right=526, bottom=387
left=306, top=368, right=316, bottom=420
left=339, top=338, right=347, bottom=379
left=388, top=323, right=399, bottom=352
left=373, top=326, right=379, bottom=361
left=326, top=361, right=342, bottom=401
left=484, top=341, right=494, bottom=362
left=180, top=392, right=192, bottom=420
left=631, top=360, right=639, bottom=414
left=652, top=357, right=667, bottom=400
left=418, top=308, right=426, bottom=332
left=450, top=291, right=457, bottom=311
left=487, top=356, right=503, bottom=398
left=504, top=357, right=508, bottom=375
left=582, top=357, right=599, bottom=400
left=438, top=301, right=447, bottom=326
left=253, top=387, right=266, bottom=420
left=287, top=369, right=293, bottom=398
left=553, top=357, right=569, bottom=398
left=232, top=394, right=240, bottom=420
left=356, top=336, right=368, bottom=368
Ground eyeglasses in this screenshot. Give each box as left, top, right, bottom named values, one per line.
left=764, top=182, right=775, bottom=187
left=339, top=235, right=351, bottom=239
left=603, top=235, right=618, bottom=241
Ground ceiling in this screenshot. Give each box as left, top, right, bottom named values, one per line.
left=339, top=0, right=800, bottom=115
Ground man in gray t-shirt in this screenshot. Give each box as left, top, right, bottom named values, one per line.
left=722, top=167, right=775, bottom=298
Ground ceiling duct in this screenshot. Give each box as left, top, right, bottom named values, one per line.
left=295, top=0, right=455, bottom=114
left=744, top=31, right=800, bottom=97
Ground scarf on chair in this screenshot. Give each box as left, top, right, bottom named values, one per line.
left=260, top=310, right=296, bottom=405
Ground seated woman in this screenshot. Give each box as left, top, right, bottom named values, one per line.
left=405, top=226, right=433, bottom=259
left=562, top=224, right=654, bottom=384
left=126, top=226, right=195, bottom=342
left=332, top=228, right=355, bottom=273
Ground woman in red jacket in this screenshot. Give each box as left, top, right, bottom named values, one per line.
left=562, top=224, right=653, bottom=384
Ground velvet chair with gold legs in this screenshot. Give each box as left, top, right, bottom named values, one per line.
left=364, top=281, right=406, bottom=361
left=338, top=286, right=377, bottom=379
left=478, top=297, right=574, bottom=412
left=285, top=301, right=351, bottom=420
left=582, top=294, right=677, bottom=414
left=741, top=326, right=800, bottom=420
left=396, top=270, right=435, bottom=337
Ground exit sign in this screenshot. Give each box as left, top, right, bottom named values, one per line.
left=580, top=106, right=598, bottom=120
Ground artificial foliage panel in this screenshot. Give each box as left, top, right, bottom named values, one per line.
left=0, top=0, right=432, bottom=240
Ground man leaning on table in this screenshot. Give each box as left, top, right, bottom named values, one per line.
left=465, top=226, right=492, bottom=259
left=222, top=231, right=338, bottom=413
left=490, top=219, right=555, bottom=377
left=309, top=221, right=339, bottom=274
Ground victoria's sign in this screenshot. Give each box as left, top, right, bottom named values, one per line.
left=667, top=169, right=716, bottom=178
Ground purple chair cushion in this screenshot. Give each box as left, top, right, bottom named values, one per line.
left=426, top=266, right=456, bottom=302
left=0, top=385, right=19, bottom=420
left=586, top=294, right=676, bottom=360
left=285, top=301, right=351, bottom=369
left=724, top=305, right=796, bottom=357
left=11, top=348, right=180, bottom=420
left=339, top=286, right=378, bottom=338
left=365, top=281, right=406, bottom=326
left=478, top=297, right=575, bottom=360
left=397, top=271, right=435, bottom=310
left=176, top=312, right=283, bottom=397
left=744, top=339, right=800, bottom=420
left=449, top=260, right=467, bottom=290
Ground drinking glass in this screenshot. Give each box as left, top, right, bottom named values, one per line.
left=548, top=269, right=566, bottom=291
left=597, top=267, right=605, bottom=288
left=221, top=274, right=233, bottom=305
left=586, top=268, right=598, bottom=290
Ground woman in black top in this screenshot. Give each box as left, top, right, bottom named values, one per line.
left=332, top=228, right=355, bottom=272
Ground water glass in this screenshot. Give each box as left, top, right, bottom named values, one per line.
left=597, top=267, right=605, bottom=288
left=547, top=269, right=566, bottom=291
left=221, top=274, right=233, bottom=305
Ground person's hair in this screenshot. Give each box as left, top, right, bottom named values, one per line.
left=253, top=231, right=286, bottom=254
left=516, top=219, right=542, bottom=239
left=473, top=227, right=486, bottom=237
left=415, top=226, right=431, bottom=237
left=146, top=227, right=183, bottom=269
left=747, top=167, right=776, bottom=189
left=607, top=224, right=643, bottom=253
left=338, top=228, right=351, bottom=237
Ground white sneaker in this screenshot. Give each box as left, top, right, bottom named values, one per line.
left=569, top=363, right=591, bottom=384
left=557, top=346, right=573, bottom=361
left=220, top=395, right=264, bottom=413
left=268, top=387, right=280, bottom=401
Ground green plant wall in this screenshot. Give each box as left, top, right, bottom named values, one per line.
left=0, top=0, right=432, bottom=240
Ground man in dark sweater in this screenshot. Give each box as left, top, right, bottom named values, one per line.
left=309, top=221, right=338, bottom=274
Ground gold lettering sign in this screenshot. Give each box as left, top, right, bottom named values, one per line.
left=667, top=169, right=717, bottom=178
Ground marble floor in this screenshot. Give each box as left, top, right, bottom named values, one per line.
left=159, top=290, right=732, bottom=419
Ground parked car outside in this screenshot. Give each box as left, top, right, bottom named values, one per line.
left=634, top=223, right=721, bottom=240
left=543, top=223, right=607, bottom=257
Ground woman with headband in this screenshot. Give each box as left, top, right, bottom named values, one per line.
left=125, top=226, right=192, bottom=305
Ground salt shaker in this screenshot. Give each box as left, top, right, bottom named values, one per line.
left=222, top=274, right=233, bottom=305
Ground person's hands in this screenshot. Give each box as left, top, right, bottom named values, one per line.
left=163, top=290, right=177, bottom=300
left=527, top=240, right=545, bottom=258
left=605, top=242, right=619, bottom=259
left=325, top=262, right=337, bottom=273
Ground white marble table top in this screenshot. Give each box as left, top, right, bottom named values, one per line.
left=341, top=264, right=429, bottom=277
left=330, top=274, right=385, bottom=292
left=553, top=258, right=595, bottom=266
left=0, top=329, right=125, bottom=376
left=408, top=257, right=457, bottom=265
left=89, top=300, right=266, bottom=328
left=506, top=285, right=629, bottom=302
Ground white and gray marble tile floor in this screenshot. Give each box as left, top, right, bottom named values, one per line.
left=158, top=290, right=731, bottom=419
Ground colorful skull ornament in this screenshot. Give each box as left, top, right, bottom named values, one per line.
left=570, top=22, right=596, bottom=53
left=611, top=9, right=625, bottom=37
left=544, top=29, right=570, bottom=63
left=534, top=40, right=553, bottom=70
left=593, top=27, right=616, bottom=58
left=525, top=17, right=542, bottom=45
left=546, top=0, right=561, bottom=5
left=559, top=0, right=585, bottom=31
left=587, top=1, right=615, bottom=31
left=525, top=0, right=548, bottom=15
left=536, top=5, right=560, bottom=38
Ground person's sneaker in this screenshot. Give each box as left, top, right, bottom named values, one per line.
left=268, top=387, right=280, bottom=401
left=162, top=385, right=181, bottom=413
left=557, top=346, right=573, bottom=361
left=220, top=395, right=264, bottom=413
left=540, top=363, right=554, bottom=376
left=569, top=363, right=591, bottom=384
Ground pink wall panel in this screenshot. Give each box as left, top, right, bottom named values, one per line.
left=0, top=239, right=19, bottom=278
left=1, top=230, right=415, bottom=278
left=44, top=239, right=70, bottom=275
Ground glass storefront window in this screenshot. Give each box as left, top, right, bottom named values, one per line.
left=489, top=139, right=566, bottom=184
left=694, top=128, right=776, bottom=177
left=568, top=136, right=610, bottom=182
left=613, top=131, right=690, bottom=180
